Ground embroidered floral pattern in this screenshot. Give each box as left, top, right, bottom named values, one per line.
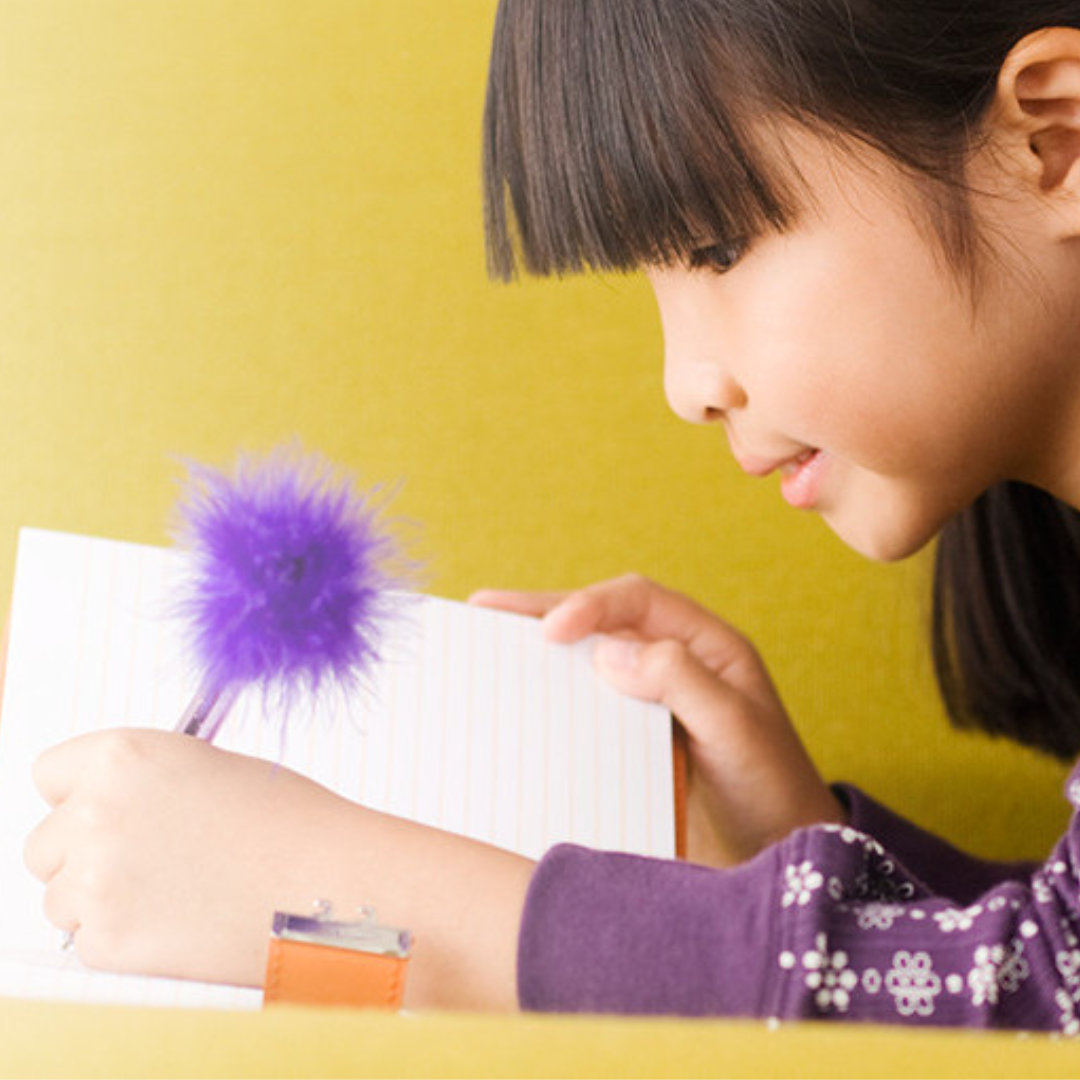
left=999, top=940, right=1032, bottom=994
left=1061, top=920, right=1079, bottom=949
left=782, top=861, right=824, bottom=908
left=968, top=940, right=1030, bottom=1008
left=933, top=906, right=981, bottom=933
left=854, top=903, right=906, bottom=930
left=765, top=790, right=1080, bottom=1030
left=800, top=934, right=859, bottom=1014
left=885, top=951, right=941, bottom=1017
left=1067, top=778, right=1080, bottom=809
left=1033, top=875, right=1055, bottom=905
left=968, top=945, right=1003, bottom=1008
left=819, top=824, right=870, bottom=846
left=1055, top=948, right=1080, bottom=987
left=1056, top=989, right=1080, bottom=1036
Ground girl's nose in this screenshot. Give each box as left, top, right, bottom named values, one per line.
left=664, top=359, right=747, bottom=425
left=648, top=269, right=747, bottom=426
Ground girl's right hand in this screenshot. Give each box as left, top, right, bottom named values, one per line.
left=471, top=574, right=846, bottom=867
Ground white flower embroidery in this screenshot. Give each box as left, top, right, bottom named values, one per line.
left=999, top=940, right=1031, bottom=994
left=968, top=940, right=1030, bottom=1007
left=968, top=945, right=1003, bottom=1007
left=933, top=905, right=981, bottom=933
left=782, top=861, right=824, bottom=908
left=855, top=903, right=906, bottom=930
left=1056, top=948, right=1080, bottom=986
left=886, top=951, right=941, bottom=1017
left=1068, top=778, right=1080, bottom=808
left=820, top=824, right=871, bottom=846
left=862, top=969, right=882, bottom=994
left=1057, top=988, right=1080, bottom=1037
left=801, top=933, right=859, bottom=1014
left=1033, top=875, right=1055, bottom=904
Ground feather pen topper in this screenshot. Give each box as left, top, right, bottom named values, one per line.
left=172, top=443, right=409, bottom=742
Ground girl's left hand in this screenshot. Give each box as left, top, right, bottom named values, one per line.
left=23, top=728, right=373, bottom=986
left=472, top=575, right=846, bottom=867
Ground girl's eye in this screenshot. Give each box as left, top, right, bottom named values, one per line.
left=687, top=239, right=748, bottom=274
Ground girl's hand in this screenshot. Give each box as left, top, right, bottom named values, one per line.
left=471, top=575, right=846, bottom=867
left=23, top=729, right=372, bottom=985
left=23, top=728, right=531, bottom=1007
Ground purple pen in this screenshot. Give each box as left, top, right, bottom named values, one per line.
left=172, top=442, right=407, bottom=742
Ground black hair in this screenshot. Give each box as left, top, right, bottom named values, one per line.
left=483, top=0, right=1080, bottom=760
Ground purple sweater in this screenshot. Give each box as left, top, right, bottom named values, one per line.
left=517, top=764, right=1080, bottom=1032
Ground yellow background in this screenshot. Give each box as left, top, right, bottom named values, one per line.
left=0, top=0, right=1069, bottom=864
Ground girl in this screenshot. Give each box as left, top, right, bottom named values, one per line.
left=23, top=0, right=1080, bottom=1030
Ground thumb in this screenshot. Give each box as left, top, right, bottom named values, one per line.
left=594, top=636, right=749, bottom=746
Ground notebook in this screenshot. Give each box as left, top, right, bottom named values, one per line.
left=0, top=527, right=677, bottom=1009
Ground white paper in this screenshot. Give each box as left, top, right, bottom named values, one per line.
left=0, top=527, right=674, bottom=1008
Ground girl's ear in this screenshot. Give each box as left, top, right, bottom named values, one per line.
left=994, top=28, right=1080, bottom=207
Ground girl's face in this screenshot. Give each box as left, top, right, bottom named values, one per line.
left=648, top=128, right=1080, bottom=561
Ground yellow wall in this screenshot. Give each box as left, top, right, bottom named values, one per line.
left=0, top=0, right=1069, bottom=860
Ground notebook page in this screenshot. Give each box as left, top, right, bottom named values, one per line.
left=0, top=527, right=674, bottom=1007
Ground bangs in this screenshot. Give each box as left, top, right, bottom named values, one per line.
left=483, top=0, right=797, bottom=280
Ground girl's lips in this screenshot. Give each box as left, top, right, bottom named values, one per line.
left=780, top=449, right=826, bottom=509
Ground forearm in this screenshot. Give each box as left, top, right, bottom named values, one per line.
left=26, top=730, right=534, bottom=1010
left=291, top=799, right=534, bottom=1011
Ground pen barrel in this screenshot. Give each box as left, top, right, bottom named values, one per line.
left=176, top=681, right=241, bottom=741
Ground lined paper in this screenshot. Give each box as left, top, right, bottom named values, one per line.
left=0, top=528, right=674, bottom=1008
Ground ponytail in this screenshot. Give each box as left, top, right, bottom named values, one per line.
left=933, top=483, right=1080, bottom=761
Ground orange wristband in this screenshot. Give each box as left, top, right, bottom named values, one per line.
left=263, top=903, right=412, bottom=1010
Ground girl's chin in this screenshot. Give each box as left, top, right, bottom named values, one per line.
left=822, top=505, right=943, bottom=563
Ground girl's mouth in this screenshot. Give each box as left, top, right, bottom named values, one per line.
left=780, top=449, right=826, bottom=509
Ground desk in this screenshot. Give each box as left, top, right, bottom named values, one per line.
left=0, top=998, right=1076, bottom=1078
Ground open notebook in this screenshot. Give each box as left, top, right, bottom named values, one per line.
left=0, top=528, right=677, bottom=1009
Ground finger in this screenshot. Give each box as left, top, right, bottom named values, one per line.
left=593, top=635, right=750, bottom=745
left=41, top=874, right=80, bottom=935
left=24, top=808, right=70, bottom=882
left=31, top=736, right=95, bottom=808
left=468, top=589, right=569, bottom=618
left=544, top=575, right=751, bottom=676
left=31, top=727, right=160, bottom=809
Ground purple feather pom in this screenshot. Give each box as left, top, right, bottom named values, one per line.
left=172, top=444, right=408, bottom=739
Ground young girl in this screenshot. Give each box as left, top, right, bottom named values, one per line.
left=22, top=0, right=1080, bottom=1031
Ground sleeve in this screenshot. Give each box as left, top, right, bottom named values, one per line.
left=834, top=783, right=1039, bottom=904
left=517, top=775, right=1080, bottom=1032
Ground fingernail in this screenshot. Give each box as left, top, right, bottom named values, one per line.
left=596, top=637, right=642, bottom=670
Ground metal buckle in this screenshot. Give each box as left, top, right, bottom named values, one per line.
left=271, top=900, right=412, bottom=959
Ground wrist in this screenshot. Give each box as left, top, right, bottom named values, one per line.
left=260, top=798, right=533, bottom=1011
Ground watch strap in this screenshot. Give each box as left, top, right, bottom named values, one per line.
left=263, top=905, right=412, bottom=1010
left=264, top=935, right=408, bottom=1009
